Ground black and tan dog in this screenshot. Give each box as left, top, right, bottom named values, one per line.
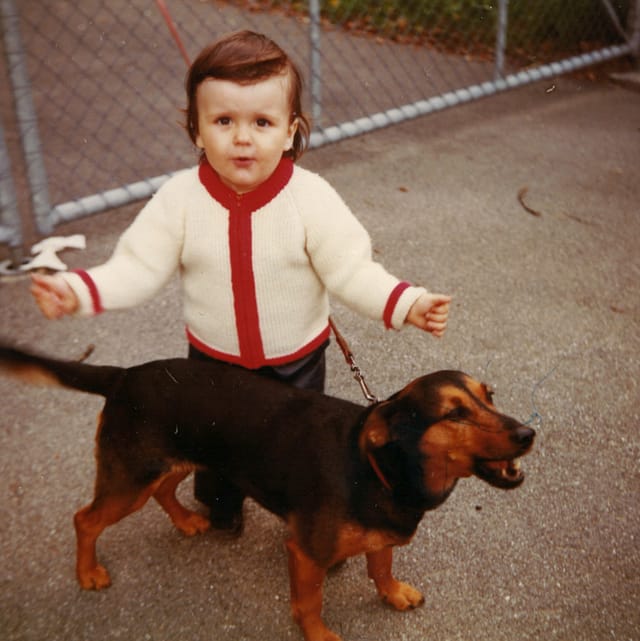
left=0, top=343, right=534, bottom=641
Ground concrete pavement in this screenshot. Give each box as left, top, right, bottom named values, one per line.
left=1, top=75, right=639, bottom=641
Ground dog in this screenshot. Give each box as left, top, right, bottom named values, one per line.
left=0, top=343, right=534, bottom=641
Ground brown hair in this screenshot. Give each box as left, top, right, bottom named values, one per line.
left=185, top=30, right=310, bottom=161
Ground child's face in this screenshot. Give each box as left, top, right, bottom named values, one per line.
left=195, top=74, right=298, bottom=194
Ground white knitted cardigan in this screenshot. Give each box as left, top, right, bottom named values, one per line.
left=63, top=159, right=427, bottom=369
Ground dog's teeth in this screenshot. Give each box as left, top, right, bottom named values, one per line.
left=499, top=460, right=521, bottom=480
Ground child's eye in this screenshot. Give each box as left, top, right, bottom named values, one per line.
left=216, top=116, right=231, bottom=125
left=256, top=118, right=271, bottom=127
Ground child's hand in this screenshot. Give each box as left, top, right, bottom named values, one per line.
left=406, top=292, right=451, bottom=338
left=30, top=273, right=79, bottom=319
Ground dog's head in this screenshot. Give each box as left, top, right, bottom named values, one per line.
left=359, top=371, right=535, bottom=508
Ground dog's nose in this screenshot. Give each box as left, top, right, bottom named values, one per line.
left=514, top=425, right=535, bottom=448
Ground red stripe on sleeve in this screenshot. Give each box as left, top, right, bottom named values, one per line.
left=72, top=269, right=104, bottom=314
left=383, top=281, right=411, bottom=329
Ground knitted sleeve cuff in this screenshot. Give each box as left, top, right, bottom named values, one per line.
left=60, top=269, right=103, bottom=317
left=383, top=282, right=428, bottom=330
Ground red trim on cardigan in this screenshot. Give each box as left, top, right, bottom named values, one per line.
left=72, top=269, right=103, bottom=314
left=186, top=325, right=331, bottom=369
left=228, top=203, right=264, bottom=367
left=383, top=281, right=411, bottom=329
left=198, top=157, right=294, bottom=211
left=198, top=157, right=295, bottom=368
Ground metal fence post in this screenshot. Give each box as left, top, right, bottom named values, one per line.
left=0, top=0, right=52, bottom=237
left=0, top=121, right=22, bottom=253
left=308, top=0, right=322, bottom=126
left=600, top=0, right=640, bottom=65
left=630, top=0, right=640, bottom=64
left=494, top=0, right=509, bottom=80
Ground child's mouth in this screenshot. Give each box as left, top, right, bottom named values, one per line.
left=233, top=157, right=254, bottom=168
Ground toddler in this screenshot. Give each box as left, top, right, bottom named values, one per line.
left=31, top=30, right=451, bottom=533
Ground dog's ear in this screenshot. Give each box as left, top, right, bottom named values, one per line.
left=360, top=398, right=431, bottom=453
left=359, top=403, right=392, bottom=453
left=359, top=400, right=437, bottom=507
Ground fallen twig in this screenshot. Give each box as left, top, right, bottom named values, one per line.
left=76, top=344, right=95, bottom=362
left=517, top=186, right=542, bottom=217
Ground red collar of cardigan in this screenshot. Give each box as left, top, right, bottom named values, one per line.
left=198, top=157, right=294, bottom=212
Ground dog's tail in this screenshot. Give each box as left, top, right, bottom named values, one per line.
left=0, top=343, right=123, bottom=397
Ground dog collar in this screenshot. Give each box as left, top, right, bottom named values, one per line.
left=367, top=452, right=392, bottom=491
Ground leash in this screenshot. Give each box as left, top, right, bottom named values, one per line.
left=329, top=316, right=393, bottom=492
left=328, top=318, right=391, bottom=490
left=329, top=317, right=379, bottom=404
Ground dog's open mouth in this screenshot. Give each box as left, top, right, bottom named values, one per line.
left=474, top=458, right=525, bottom=489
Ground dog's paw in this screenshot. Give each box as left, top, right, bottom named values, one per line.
left=382, top=580, right=425, bottom=611
left=78, top=564, right=112, bottom=590
left=176, top=511, right=211, bottom=536
left=300, top=622, right=343, bottom=641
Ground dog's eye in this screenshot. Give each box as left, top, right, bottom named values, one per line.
left=445, top=406, right=469, bottom=421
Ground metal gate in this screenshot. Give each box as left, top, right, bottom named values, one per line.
left=1, top=0, right=637, bottom=253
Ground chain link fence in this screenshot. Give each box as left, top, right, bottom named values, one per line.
left=1, top=0, right=637, bottom=254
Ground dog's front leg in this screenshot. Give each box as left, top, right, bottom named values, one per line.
left=366, top=547, right=425, bottom=610
left=286, top=539, right=340, bottom=641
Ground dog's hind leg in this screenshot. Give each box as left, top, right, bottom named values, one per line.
left=74, top=482, right=162, bottom=590
left=153, top=468, right=210, bottom=536
left=366, top=547, right=425, bottom=611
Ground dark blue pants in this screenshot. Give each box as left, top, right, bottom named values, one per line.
left=189, top=340, right=329, bottom=517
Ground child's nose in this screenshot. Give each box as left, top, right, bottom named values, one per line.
left=233, top=124, right=251, bottom=144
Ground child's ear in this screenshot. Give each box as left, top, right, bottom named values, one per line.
left=284, top=117, right=299, bottom=152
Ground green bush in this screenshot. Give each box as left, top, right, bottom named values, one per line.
left=508, top=0, right=630, bottom=51
left=267, top=0, right=632, bottom=57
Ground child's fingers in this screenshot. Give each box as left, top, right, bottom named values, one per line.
left=429, top=300, right=451, bottom=315
left=30, top=273, right=59, bottom=298
left=426, top=295, right=451, bottom=322
left=425, top=300, right=450, bottom=337
left=427, top=309, right=448, bottom=322
left=30, top=273, right=72, bottom=319
left=426, top=307, right=450, bottom=326
left=432, top=302, right=450, bottom=313
left=426, top=318, right=448, bottom=337
left=429, top=294, right=452, bottom=307
left=31, top=288, right=63, bottom=319
left=406, top=292, right=451, bottom=337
